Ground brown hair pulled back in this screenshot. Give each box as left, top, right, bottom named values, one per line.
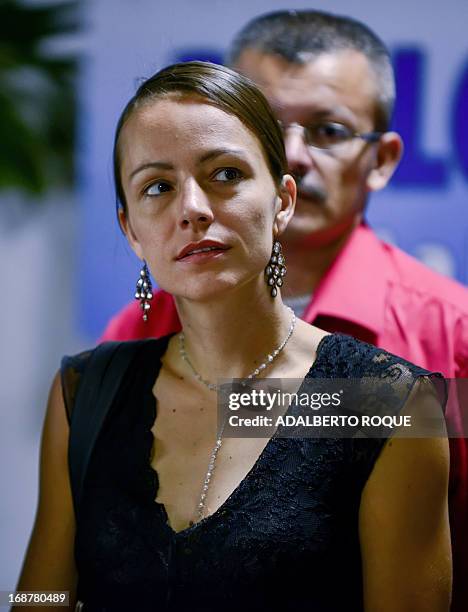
left=113, top=61, right=287, bottom=215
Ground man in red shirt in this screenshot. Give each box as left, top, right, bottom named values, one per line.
left=102, top=11, right=468, bottom=609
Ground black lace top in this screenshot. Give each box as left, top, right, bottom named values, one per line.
left=61, top=333, right=444, bottom=612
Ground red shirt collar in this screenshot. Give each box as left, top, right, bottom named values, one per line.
left=303, top=223, right=390, bottom=336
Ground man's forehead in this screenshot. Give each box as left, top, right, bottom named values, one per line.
left=235, top=47, right=378, bottom=122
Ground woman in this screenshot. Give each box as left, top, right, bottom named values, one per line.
left=15, top=61, right=451, bottom=611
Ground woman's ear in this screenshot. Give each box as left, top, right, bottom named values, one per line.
left=366, top=131, right=403, bottom=192
left=118, top=207, right=145, bottom=260
left=273, top=174, right=296, bottom=237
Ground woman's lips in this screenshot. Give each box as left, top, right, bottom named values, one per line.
left=176, top=247, right=229, bottom=264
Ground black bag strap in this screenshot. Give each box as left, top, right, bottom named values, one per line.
left=67, top=340, right=143, bottom=520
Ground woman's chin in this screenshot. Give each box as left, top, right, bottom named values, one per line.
left=169, top=278, right=240, bottom=304
left=162, top=269, right=267, bottom=305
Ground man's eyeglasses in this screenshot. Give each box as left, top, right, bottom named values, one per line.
left=278, top=121, right=383, bottom=151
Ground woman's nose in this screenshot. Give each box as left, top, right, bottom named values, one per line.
left=178, top=179, right=214, bottom=229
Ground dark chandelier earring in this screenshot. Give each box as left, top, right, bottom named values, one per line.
left=265, top=240, right=286, bottom=298
left=135, top=260, right=153, bottom=321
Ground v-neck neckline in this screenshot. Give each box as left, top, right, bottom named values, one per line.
left=143, top=331, right=334, bottom=538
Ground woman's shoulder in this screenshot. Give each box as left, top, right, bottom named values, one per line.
left=311, top=331, right=447, bottom=421
left=60, top=334, right=175, bottom=423
left=313, top=331, right=433, bottom=379
left=61, top=334, right=174, bottom=370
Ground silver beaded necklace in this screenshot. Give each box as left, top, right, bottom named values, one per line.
left=178, top=306, right=296, bottom=522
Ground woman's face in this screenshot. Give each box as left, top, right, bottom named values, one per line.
left=118, top=95, right=295, bottom=301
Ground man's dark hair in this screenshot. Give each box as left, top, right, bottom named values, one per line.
left=227, top=10, right=395, bottom=131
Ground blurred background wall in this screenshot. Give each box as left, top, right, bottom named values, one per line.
left=1, top=0, right=467, bottom=591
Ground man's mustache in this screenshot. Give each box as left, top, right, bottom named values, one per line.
left=293, top=174, right=327, bottom=203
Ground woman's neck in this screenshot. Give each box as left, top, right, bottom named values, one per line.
left=174, top=281, right=293, bottom=383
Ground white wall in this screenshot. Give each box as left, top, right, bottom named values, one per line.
left=0, top=193, right=89, bottom=590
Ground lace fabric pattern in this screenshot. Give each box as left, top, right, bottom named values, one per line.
left=61, top=333, right=445, bottom=612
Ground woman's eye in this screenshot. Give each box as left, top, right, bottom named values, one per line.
left=143, top=181, right=172, bottom=196
left=212, top=168, right=243, bottom=182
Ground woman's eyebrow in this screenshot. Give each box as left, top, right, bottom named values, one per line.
left=129, top=161, right=174, bottom=181
left=198, top=148, right=248, bottom=164
left=128, top=149, right=249, bottom=182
